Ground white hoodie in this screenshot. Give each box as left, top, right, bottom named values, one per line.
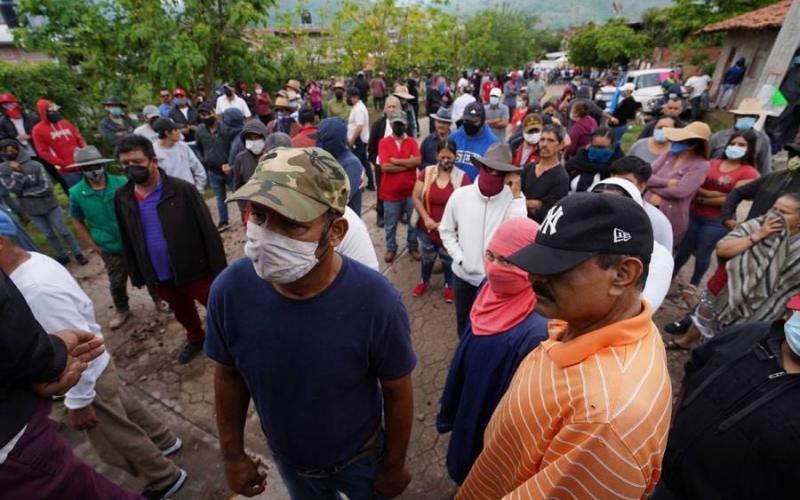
left=591, top=178, right=674, bottom=311
left=439, top=183, right=527, bottom=286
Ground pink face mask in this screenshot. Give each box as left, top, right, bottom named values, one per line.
left=478, top=167, right=505, bottom=196
left=485, top=258, right=530, bottom=296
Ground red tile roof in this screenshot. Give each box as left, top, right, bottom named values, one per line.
left=702, top=0, right=790, bottom=33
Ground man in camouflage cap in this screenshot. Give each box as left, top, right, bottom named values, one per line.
left=207, top=147, right=416, bottom=499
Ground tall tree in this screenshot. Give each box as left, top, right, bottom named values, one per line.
left=568, top=19, right=649, bottom=68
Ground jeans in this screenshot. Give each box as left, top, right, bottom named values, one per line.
left=383, top=198, right=418, bottom=253
left=418, top=229, right=453, bottom=286
left=60, top=171, right=83, bottom=187
left=673, top=212, right=728, bottom=286
left=612, top=124, right=629, bottom=144
left=690, top=96, right=704, bottom=121
left=274, top=434, right=386, bottom=500
left=0, top=184, right=23, bottom=219
left=453, top=274, right=479, bottom=338
left=715, top=83, right=737, bottom=110
left=28, top=206, right=83, bottom=260
left=208, top=169, right=233, bottom=225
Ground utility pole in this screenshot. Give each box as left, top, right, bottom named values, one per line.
left=755, top=0, right=800, bottom=92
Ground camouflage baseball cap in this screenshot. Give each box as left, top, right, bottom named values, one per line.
left=227, top=147, right=350, bottom=222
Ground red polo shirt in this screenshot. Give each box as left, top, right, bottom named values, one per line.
left=377, top=135, right=420, bottom=201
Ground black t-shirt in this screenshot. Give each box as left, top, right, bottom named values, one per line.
left=520, top=162, right=570, bottom=223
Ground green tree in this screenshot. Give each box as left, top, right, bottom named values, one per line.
left=460, top=5, right=552, bottom=73
left=568, top=19, right=648, bottom=68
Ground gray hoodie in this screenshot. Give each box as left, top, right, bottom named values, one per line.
left=231, top=120, right=269, bottom=190
left=0, top=139, right=58, bottom=216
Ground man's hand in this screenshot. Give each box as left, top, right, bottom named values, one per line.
left=224, top=454, right=266, bottom=497
left=68, top=405, right=99, bottom=431
left=723, top=219, right=737, bottom=231
left=754, top=214, right=784, bottom=241
left=374, top=463, right=411, bottom=498
left=505, top=172, right=522, bottom=198
left=222, top=163, right=232, bottom=175
left=9, top=160, right=21, bottom=171
left=32, top=354, right=87, bottom=397
left=55, top=330, right=105, bottom=363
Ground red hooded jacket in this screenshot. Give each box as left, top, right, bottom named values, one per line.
left=31, top=99, right=86, bottom=171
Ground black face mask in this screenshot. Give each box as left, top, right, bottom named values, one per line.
left=125, top=165, right=151, bottom=185
left=47, top=111, right=61, bottom=123
left=463, top=122, right=482, bottom=136
left=391, top=123, right=406, bottom=136
left=334, top=91, right=344, bottom=100
left=224, top=89, right=233, bottom=97
left=202, top=116, right=216, bottom=127
left=0, top=152, right=17, bottom=162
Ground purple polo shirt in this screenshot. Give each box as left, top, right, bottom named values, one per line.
left=134, top=181, right=173, bottom=281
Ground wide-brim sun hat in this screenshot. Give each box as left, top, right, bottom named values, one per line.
left=67, top=145, right=114, bottom=169
left=664, top=121, right=711, bottom=158
left=470, top=143, right=521, bottom=173
left=429, top=107, right=453, bottom=123
left=729, top=97, right=765, bottom=117
left=393, top=86, right=414, bottom=100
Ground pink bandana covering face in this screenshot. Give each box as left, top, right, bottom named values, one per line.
left=470, top=217, right=539, bottom=335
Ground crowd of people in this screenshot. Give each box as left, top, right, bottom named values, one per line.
left=1, top=62, right=799, bottom=500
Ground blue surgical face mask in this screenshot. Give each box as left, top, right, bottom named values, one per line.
left=489, top=96, right=499, bottom=106
left=785, top=311, right=800, bottom=357
left=587, top=146, right=615, bottom=164
left=725, top=145, right=747, bottom=160
left=107, top=107, right=123, bottom=116
left=670, top=141, right=690, bottom=155
left=735, top=116, right=756, bottom=130
left=653, top=129, right=668, bottom=144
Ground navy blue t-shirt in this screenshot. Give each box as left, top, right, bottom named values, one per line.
left=205, top=256, right=416, bottom=470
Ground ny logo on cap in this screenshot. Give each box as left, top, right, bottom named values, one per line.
left=541, top=205, right=564, bottom=235
left=613, top=228, right=631, bottom=243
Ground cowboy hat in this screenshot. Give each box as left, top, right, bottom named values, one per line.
left=664, top=121, right=712, bottom=158
left=68, top=145, right=114, bottom=169
left=273, top=96, right=291, bottom=110
left=393, top=85, right=414, bottom=100
left=286, top=79, right=302, bottom=92
left=429, top=107, right=453, bottom=123
left=729, top=97, right=765, bottom=117
left=332, top=80, right=346, bottom=90
left=471, top=143, right=521, bottom=173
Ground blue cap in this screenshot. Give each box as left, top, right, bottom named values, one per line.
left=0, top=210, right=17, bottom=236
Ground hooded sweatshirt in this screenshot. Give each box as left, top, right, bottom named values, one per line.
left=723, top=57, right=747, bottom=85
left=564, top=144, right=623, bottom=192
left=232, top=119, right=268, bottom=190
left=0, top=139, right=59, bottom=216
left=31, top=99, right=86, bottom=171
left=222, top=108, right=246, bottom=166
left=439, top=183, right=527, bottom=286
left=317, top=118, right=364, bottom=215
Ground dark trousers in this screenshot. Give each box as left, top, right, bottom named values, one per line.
left=374, top=96, right=385, bottom=110
left=0, top=399, right=142, bottom=499
left=690, top=96, right=704, bottom=121
left=453, top=275, right=479, bottom=338
left=374, top=162, right=384, bottom=218
left=352, top=138, right=376, bottom=190
left=101, top=251, right=160, bottom=313
left=156, top=276, right=212, bottom=343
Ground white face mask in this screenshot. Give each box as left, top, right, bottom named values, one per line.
left=524, top=132, right=541, bottom=145
left=246, top=139, right=266, bottom=155
left=244, top=222, right=320, bottom=284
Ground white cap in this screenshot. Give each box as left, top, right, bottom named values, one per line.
left=489, top=87, right=502, bottom=98
left=622, top=83, right=635, bottom=92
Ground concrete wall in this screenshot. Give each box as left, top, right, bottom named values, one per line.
left=709, top=29, right=777, bottom=108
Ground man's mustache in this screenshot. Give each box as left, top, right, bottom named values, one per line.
left=533, top=282, right=554, bottom=300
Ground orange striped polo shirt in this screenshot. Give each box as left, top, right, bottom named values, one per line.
left=458, top=301, right=671, bottom=500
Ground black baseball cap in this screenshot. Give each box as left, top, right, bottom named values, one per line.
left=462, top=102, right=485, bottom=124
left=509, top=192, right=653, bottom=276
left=153, top=118, right=178, bottom=134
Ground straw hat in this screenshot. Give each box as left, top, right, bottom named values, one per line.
left=286, top=79, right=302, bottom=92
left=273, top=96, right=291, bottom=110
left=729, top=97, right=765, bottom=117
left=392, top=85, right=413, bottom=100
left=332, top=80, right=346, bottom=90
left=664, top=121, right=711, bottom=158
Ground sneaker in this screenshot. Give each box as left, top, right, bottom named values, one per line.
left=160, top=437, right=183, bottom=457
left=177, top=341, right=204, bottom=364
left=412, top=283, right=428, bottom=297
left=408, top=249, right=421, bottom=261
left=443, top=286, right=454, bottom=303
left=109, top=310, right=132, bottom=330
left=217, top=221, right=230, bottom=232
left=55, top=255, right=70, bottom=266
left=383, top=250, right=396, bottom=263
left=142, top=469, right=188, bottom=500
left=366, top=184, right=376, bottom=191
left=663, top=317, right=691, bottom=335
left=75, top=253, right=89, bottom=265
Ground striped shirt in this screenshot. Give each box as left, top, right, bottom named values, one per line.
left=458, top=301, right=671, bottom=500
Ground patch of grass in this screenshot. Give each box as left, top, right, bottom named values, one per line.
left=621, top=124, right=643, bottom=152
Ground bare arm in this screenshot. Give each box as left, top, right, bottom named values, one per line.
left=214, top=363, right=266, bottom=497
left=71, top=218, right=101, bottom=254
left=374, top=374, right=413, bottom=497
left=411, top=180, right=430, bottom=221
left=390, top=156, right=420, bottom=169
left=381, top=163, right=407, bottom=173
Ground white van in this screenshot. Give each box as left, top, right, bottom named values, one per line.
left=626, top=68, right=674, bottom=114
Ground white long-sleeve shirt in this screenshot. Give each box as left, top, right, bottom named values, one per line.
left=10, top=252, right=110, bottom=410
left=439, top=183, right=527, bottom=286
left=154, top=140, right=207, bottom=192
